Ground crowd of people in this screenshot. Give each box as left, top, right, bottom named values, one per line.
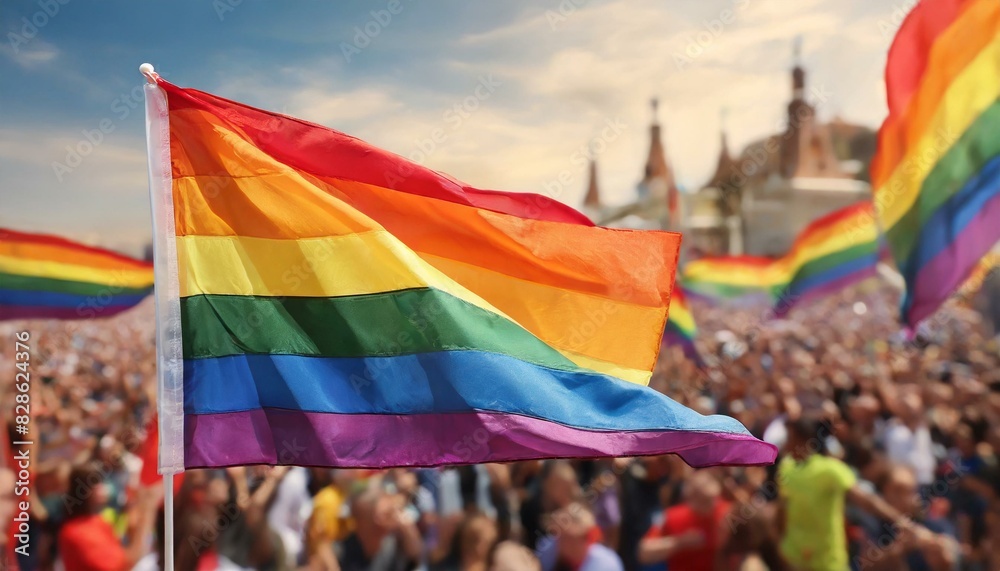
left=1, top=276, right=999, bottom=571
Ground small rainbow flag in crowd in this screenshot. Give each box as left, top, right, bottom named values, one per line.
left=663, top=287, right=703, bottom=365
left=681, top=201, right=881, bottom=316
left=143, top=71, right=775, bottom=472
left=872, top=0, right=1000, bottom=327
left=0, top=228, right=153, bottom=321
left=680, top=255, right=782, bottom=302
left=772, top=201, right=881, bottom=316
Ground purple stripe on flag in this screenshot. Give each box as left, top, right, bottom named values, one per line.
left=185, top=409, right=777, bottom=469
left=908, top=192, right=1000, bottom=325
left=773, top=266, right=879, bottom=317
left=662, top=330, right=704, bottom=366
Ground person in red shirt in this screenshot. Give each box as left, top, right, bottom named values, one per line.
left=0, top=468, right=20, bottom=571
left=638, top=470, right=731, bottom=571
left=57, top=462, right=158, bottom=571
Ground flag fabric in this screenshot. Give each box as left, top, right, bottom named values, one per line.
left=0, top=228, right=153, bottom=321
left=681, top=201, right=881, bottom=316
left=138, top=414, right=161, bottom=487
left=137, top=414, right=185, bottom=494
left=872, top=0, right=1000, bottom=326
left=881, top=0, right=965, bottom=118
left=142, top=74, right=776, bottom=472
left=663, top=287, right=704, bottom=365
left=680, top=255, right=781, bottom=302
left=957, top=251, right=1000, bottom=297
left=771, top=201, right=882, bottom=316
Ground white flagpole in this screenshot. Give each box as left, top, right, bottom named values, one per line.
left=141, top=62, right=184, bottom=571
left=163, top=475, right=174, bottom=571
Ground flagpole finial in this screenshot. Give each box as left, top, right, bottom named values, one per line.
left=139, top=63, right=158, bottom=84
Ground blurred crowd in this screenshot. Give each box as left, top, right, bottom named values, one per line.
left=1, top=277, right=1000, bottom=571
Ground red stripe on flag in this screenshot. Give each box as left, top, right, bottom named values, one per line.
left=883, top=0, right=966, bottom=118
left=0, top=227, right=152, bottom=268
left=159, top=82, right=594, bottom=226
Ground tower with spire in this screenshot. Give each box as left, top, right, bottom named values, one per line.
left=687, top=111, right=743, bottom=256
left=705, top=109, right=740, bottom=218
left=687, top=37, right=872, bottom=257
left=590, top=98, right=681, bottom=231
left=639, top=98, right=680, bottom=229
left=582, top=159, right=602, bottom=222
left=579, top=38, right=875, bottom=256
left=779, top=35, right=849, bottom=180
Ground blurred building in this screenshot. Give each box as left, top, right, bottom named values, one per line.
left=586, top=99, right=681, bottom=232
left=583, top=56, right=876, bottom=258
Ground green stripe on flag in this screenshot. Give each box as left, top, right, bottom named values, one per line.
left=181, top=288, right=586, bottom=374
left=0, top=271, right=152, bottom=297
left=888, top=98, right=1000, bottom=262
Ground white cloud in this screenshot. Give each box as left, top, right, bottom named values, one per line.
left=432, top=0, right=890, bottom=204
left=1, top=0, right=898, bottom=248
left=1, top=39, right=59, bottom=69
left=200, top=0, right=889, bottom=210
left=287, top=87, right=405, bottom=127
left=0, top=128, right=150, bottom=250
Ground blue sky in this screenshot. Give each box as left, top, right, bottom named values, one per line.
left=0, top=0, right=905, bottom=253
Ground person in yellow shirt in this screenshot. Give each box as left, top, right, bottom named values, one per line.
left=777, top=415, right=933, bottom=571
left=306, top=470, right=363, bottom=556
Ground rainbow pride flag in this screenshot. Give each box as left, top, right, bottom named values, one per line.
left=663, top=287, right=703, bottom=365
left=957, top=252, right=1000, bottom=297
left=882, top=0, right=964, bottom=119
left=143, top=73, right=775, bottom=472
left=681, top=201, right=881, bottom=316
left=872, top=0, right=1000, bottom=326
left=0, top=228, right=153, bottom=321
left=773, top=202, right=882, bottom=316
left=681, top=255, right=781, bottom=302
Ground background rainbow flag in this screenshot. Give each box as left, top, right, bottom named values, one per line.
left=0, top=228, right=153, bottom=321
left=772, top=201, right=882, bottom=316
left=680, top=255, right=781, bottom=302
left=663, top=287, right=703, bottom=365
left=681, top=201, right=881, bottom=317
left=872, top=0, right=1000, bottom=326
left=145, top=75, right=775, bottom=472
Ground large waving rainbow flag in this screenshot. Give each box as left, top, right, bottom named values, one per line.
left=0, top=228, right=153, bottom=321
left=681, top=201, right=881, bottom=316
left=872, top=0, right=1000, bottom=327
left=143, top=72, right=775, bottom=472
